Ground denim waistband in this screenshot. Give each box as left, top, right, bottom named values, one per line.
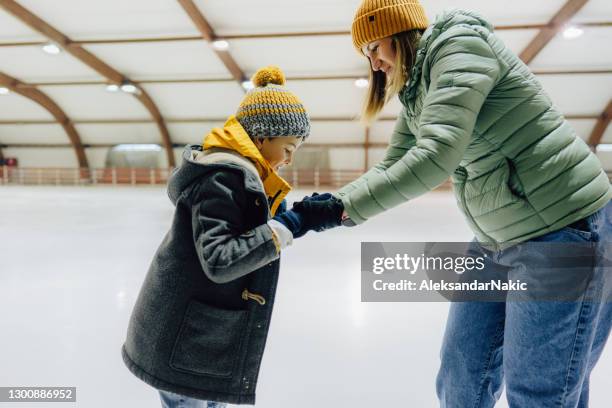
left=577, top=199, right=611, bottom=234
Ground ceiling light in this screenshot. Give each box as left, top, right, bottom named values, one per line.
left=0, top=87, right=9, bottom=95
left=212, top=40, right=229, bottom=51
left=42, top=42, right=61, bottom=55
left=115, top=144, right=162, bottom=152
left=241, top=80, right=254, bottom=90
left=355, top=78, right=369, bottom=88
left=562, top=26, right=583, bottom=39
left=120, top=83, right=139, bottom=94
left=106, top=84, right=119, bottom=92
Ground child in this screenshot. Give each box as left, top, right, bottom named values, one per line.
left=122, top=66, right=313, bottom=407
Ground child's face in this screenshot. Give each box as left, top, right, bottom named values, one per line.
left=254, top=136, right=303, bottom=171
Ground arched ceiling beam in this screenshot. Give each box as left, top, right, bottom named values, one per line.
left=517, top=0, right=612, bottom=151
left=0, top=71, right=88, bottom=167
left=176, top=0, right=247, bottom=87
left=519, top=0, right=590, bottom=64
left=1, top=22, right=611, bottom=46
left=0, top=0, right=176, bottom=166
left=587, top=100, right=612, bottom=149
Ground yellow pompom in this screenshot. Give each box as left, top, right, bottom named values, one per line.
left=251, top=65, right=286, bottom=87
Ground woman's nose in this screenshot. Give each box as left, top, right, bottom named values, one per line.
left=370, top=57, right=381, bottom=72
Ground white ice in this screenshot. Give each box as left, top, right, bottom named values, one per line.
left=1, top=186, right=610, bottom=407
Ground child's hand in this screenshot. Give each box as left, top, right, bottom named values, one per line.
left=271, top=209, right=306, bottom=238
left=291, top=194, right=344, bottom=233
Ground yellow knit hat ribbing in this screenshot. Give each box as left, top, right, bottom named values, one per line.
left=351, top=0, right=429, bottom=53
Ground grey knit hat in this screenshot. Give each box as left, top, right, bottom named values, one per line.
left=236, top=65, right=310, bottom=138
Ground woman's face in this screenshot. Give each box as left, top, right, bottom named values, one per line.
left=254, top=136, right=302, bottom=171
left=362, top=36, right=396, bottom=76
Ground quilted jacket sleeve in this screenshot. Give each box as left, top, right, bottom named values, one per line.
left=190, top=170, right=279, bottom=284
left=336, top=108, right=416, bottom=197
left=338, top=26, right=501, bottom=224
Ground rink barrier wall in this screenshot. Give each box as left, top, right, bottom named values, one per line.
left=1, top=166, right=610, bottom=189
left=0, top=166, right=374, bottom=189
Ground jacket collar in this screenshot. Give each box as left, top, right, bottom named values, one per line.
left=400, top=9, right=494, bottom=103
left=202, top=115, right=291, bottom=216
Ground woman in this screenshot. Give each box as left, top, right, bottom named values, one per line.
left=292, top=0, right=612, bottom=406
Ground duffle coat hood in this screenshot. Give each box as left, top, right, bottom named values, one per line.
left=122, top=144, right=284, bottom=405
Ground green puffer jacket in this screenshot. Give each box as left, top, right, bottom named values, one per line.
left=337, top=9, right=611, bottom=249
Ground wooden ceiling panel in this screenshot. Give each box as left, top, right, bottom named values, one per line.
left=195, top=0, right=355, bottom=36
left=530, top=26, right=612, bottom=70
left=491, top=29, right=541, bottom=55
left=0, top=90, right=54, bottom=120
left=14, top=0, right=199, bottom=39
left=284, top=80, right=365, bottom=118
left=566, top=118, right=600, bottom=141
left=230, top=35, right=366, bottom=78
left=0, top=45, right=103, bottom=82
left=83, top=41, right=231, bottom=80
left=74, top=123, right=162, bottom=145
left=520, top=0, right=590, bottom=64
left=424, top=0, right=569, bottom=26
left=573, top=0, right=612, bottom=23
left=0, top=6, right=43, bottom=40
left=141, top=82, right=244, bottom=118
left=536, top=74, right=612, bottom=116
left=0, top=123, right=66, bottom=143
left=37, top=85, right=151, bottom=119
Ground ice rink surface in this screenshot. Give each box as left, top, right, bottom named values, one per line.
left=1, top=186, right=610, bottom=407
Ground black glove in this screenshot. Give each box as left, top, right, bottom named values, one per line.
left=299, top=192, right=333, bottom=202
left=272, top=195, right=335, bottom=238
left=292, top=194, right=344, bottom=233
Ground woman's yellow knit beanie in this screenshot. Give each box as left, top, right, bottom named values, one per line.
left=351, top=0, right=429, bottom=53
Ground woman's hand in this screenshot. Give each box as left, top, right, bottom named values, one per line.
left=291, top=193, right=344, bottom=233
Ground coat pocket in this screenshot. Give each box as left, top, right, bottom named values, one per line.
left=505, top=158, right=526, bottom=200
left=169, top=300, right=248, bottom=378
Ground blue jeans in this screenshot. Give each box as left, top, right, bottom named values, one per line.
left=159, top=390, right=227, bottom=408
left=437, top=200, right=612, bottom=407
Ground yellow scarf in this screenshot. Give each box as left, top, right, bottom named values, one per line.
left=202, top=115, right=291, bottom=216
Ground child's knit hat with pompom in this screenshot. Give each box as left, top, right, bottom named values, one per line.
left=236, top=65, right=310, bottom=139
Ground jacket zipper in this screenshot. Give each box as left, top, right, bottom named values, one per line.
left=457, top=168, right=499, bottom=250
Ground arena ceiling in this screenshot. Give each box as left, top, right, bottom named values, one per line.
left=0, top=0, right=610, bottom=168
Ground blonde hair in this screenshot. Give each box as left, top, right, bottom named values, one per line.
left=362, top=30, right=423, bottom=123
